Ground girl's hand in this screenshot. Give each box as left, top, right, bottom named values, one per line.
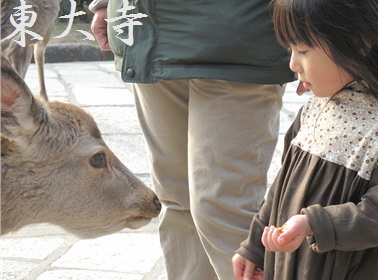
left=261, top=215, right=313, bottom=253
left=232, top=253, right=264, bottom=280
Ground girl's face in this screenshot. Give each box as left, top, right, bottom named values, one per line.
left=289, top=44, right=353, bottom=97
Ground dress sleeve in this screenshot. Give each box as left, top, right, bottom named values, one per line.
left=235, top=190, right=274, bottom=269
left=235, top=107, right=304, bottom=268
left=302, top=167, right=378, bottom=253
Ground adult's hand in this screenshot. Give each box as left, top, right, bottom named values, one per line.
left=91, top=7, right=111, bottom=51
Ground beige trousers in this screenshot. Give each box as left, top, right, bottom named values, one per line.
left=133, top=79, right=284, bottom=280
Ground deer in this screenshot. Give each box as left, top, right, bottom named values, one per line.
left=1, top=56, right=161, bottom=238
left=1, top=0, right=62, bottom=101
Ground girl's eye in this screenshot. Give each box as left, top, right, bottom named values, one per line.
left=298, top=50, right=308, bottom=55
left=91, top=153, right=107, bottom=168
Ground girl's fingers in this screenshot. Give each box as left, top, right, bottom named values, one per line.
left=263, top=225, right=294, bottom=251
left=261, top=226, right=270, bottom=250
left=252, top=270, right=265, bottom=280
left=262, top=226, right=279, bottom=251
left=271, top=227, right=282, bottom=248
left=243, top=260, right=256, bottom=280
left=267, top=226, right=277, bottom=250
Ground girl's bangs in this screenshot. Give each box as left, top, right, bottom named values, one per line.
left=273, top=0, right=320, bottom=48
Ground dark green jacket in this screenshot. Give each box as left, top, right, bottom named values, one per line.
left=102, top=0, right=293, bottom=84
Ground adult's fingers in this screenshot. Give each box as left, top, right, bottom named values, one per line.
left=91, top=7, right=111, bottom=51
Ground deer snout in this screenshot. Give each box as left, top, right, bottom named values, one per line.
left=153, top=196, right=162, bottom=214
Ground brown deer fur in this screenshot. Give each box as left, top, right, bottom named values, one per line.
left=1, top=56, right=161, bottom=238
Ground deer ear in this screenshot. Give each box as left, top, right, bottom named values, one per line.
left=1, top=56, right=44, bottom=141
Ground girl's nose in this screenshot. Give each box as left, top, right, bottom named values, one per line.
left=289, top=52, right=301, bottom=73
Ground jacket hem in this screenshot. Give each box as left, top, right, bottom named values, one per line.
left=121, top=63, right=294, bottom=85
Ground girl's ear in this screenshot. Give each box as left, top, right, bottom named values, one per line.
left=1, top=56, right=46, bottom=143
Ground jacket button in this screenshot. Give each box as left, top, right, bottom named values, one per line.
left=126, top=68, right=135, bottom=78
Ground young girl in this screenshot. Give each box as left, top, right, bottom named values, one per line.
left=232, top=0, right=378, bottom=279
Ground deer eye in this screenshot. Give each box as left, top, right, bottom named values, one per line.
left=91, top=153, right=107, bottom=168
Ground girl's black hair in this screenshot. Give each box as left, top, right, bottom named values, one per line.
left=273, top=0, right=378, bottom=99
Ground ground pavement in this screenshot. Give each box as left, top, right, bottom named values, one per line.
left=1, top=61, right=310, bottom=280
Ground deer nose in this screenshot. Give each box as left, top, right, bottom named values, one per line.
left=153, top=196, right=162, bottom=214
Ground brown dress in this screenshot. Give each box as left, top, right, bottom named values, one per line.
left=236, top=86, right=378, bottom=280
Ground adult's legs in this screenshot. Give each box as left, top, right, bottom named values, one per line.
left=188, top=79, right=284, bottom=279
left=133, top=80, right=218, bottom=279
